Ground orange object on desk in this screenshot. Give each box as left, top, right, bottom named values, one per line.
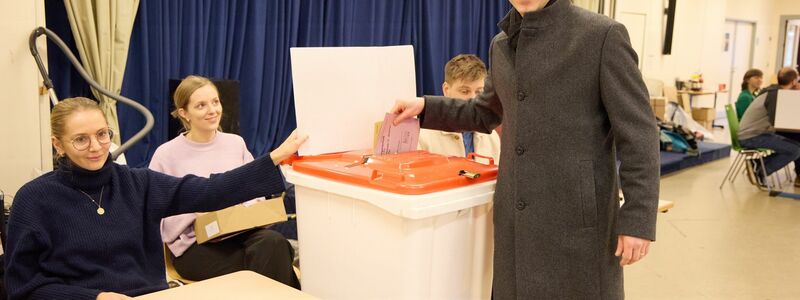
left=290, top=150, right=498, bottom=195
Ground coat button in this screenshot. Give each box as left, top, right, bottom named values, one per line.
left=516, top=201, right=527, bottom=211
left=515, top=146, right=525, bottom=155
left=517, top=91, right=526, bottom=101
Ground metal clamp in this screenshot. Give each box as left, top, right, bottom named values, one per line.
left=459, top=170, right=480, bottom=179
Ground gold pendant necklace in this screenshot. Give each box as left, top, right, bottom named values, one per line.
left=78, top=186, right=105, bottom=215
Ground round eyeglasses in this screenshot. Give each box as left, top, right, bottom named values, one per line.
left=69, top=128, right=114, bottom=151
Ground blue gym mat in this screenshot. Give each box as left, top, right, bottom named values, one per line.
left=660, top=142, right=731, bottom=176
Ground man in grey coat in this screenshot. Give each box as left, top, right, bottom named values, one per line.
left=392, top=0, right=659, bottom=298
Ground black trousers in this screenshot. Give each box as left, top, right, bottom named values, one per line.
left=172, top=228, right=300, bottom=289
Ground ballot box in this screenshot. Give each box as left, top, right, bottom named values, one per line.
left=283, top=150, right=497, bottom=300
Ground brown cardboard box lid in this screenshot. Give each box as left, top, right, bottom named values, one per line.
left=691, top=107, right=715, bottom=120
left=194, top=197, right=287, bottom=244
left=650, top=96, right=667, bottom=106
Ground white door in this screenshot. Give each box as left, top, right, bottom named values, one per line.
left=614, top=0, right=649, bottom=71
left=722, top=21, right=755, bottom=106
left=616, top=12, right=647, bottom=70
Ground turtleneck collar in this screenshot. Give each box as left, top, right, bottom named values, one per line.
left=498, top=0, right=566, bottom=50
left=56, top=153, right=113, bottom=191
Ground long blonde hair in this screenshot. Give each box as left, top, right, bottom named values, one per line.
left=172, top=75, right=219, bottom=131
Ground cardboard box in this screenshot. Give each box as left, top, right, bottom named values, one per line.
left=692, top=107, right=715, bottom=129
left=692, top=107, right=715, bottom=121
left=650, top=97, right=666, bottom=119
left=650, top=97, right=666, bottom=107
left=654, top=105, right=666, bottom=120
left=194, top=196, right=287, bottom=244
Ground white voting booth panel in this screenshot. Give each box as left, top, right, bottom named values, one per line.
left=290, top=45, right=416, bottom=156
left=774, top=90, right=800, bottom=131
left=283, top=167, right=495, bottom=300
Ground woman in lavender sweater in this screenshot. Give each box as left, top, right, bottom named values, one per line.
left=149, top=76, right=299, bottom=288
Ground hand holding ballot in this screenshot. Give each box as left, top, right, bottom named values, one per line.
left=390, top=97, right=426, bottom=125
left=374, top=113, right=420, bottom=155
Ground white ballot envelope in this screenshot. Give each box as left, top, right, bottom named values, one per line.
left=290, top=46, right=417, bottom=155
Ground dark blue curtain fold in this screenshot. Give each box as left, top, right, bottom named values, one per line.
left=44, top=0, right=96, bottom=102
left=46, top=0, right=511, bottom=167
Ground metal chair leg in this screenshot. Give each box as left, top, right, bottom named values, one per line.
left=720, top=152, right=744, bottom=188
left=731, top=154, right=751, bottom=183
left=759, top=157, right=773, bottom=192
left=742, top=157, right=759, bottom=186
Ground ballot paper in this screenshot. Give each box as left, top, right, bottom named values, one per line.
left=374, top=113, right=420, bottom=155
left=291, top=46, right=417, bottom=156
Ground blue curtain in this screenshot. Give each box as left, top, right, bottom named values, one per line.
left=44, top=0, right=96, bottom=103
left=46, top=0, right=512, bottom=167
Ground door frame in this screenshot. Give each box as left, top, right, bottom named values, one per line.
left=775, top=15, right=800, bottom=73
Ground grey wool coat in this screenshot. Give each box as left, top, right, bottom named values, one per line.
left=421, top=0, right=659, bottom=299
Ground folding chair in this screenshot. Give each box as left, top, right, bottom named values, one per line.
left=164, top=245, right=195, bottom=286
left=719, top=104, right=789, bottom=191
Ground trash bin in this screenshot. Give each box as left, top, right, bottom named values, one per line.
left=283, top=150, right=497, bottom=300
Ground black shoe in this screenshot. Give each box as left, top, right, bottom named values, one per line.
left=755, top=173, right=768, bottom=188
left=750, top=161, right=767, bottom=187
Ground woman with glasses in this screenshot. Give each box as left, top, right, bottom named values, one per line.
left=149, top=76, right=298, bottom=287
left=3, top=97, right=306, bottom=300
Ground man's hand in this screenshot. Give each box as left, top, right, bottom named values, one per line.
left=615, top=235, right=651, bottom=266
left=390, top=97, right=425, bottom=125
left=270, top=129, right=309, bottom=165
left=97, top=292, right=132, bottom=300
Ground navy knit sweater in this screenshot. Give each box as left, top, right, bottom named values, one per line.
left=4, top=154, right=285, bottom=299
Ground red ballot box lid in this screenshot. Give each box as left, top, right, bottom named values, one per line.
left=289, top=150, right=498, bottom=195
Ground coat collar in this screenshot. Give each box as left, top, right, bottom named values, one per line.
left=498, top=0, right=568, bottom=33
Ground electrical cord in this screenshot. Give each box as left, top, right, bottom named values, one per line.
left=28, top=27, right=154, bottom=160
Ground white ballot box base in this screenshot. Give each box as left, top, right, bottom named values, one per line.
left=285, top=167, right=495, bottom=300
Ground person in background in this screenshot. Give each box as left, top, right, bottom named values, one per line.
left=735, top=68, right=764, bottom=120
left=418, top=54, right=501, bottom=163
left=738, top=67, right=800, bottom=187
left=150, top=76, right=299, bottom=287
left=3, top=97, right=306, bottom=300
left=390, top=0, right=658, bottom=298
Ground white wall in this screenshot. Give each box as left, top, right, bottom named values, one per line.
left=0, top=0, right=51, bottom=200
left=772, top=0, right=800, bottom=73
left=615, top=0, right=787, bottom=111
left=726, top=0, right=779, bottom=75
